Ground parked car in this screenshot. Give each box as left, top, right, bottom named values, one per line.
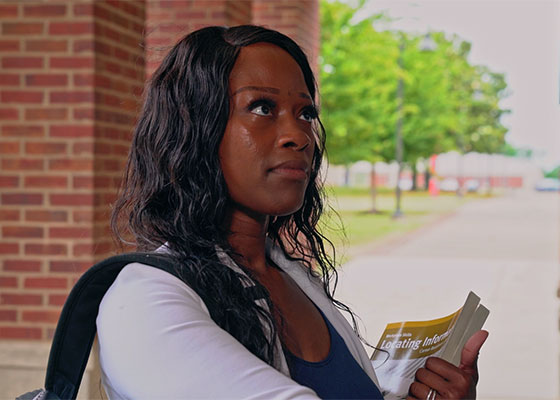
left=535, top=178, right=560, bottom=192
left=440, top=178, right=459, bottom=192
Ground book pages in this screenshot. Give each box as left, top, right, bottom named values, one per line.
left=370, top=291, right=488, bottom=400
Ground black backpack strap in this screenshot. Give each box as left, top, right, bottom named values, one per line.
left=44, top=252, right=180, bottom=400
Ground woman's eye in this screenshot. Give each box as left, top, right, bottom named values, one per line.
left=299, top=107, right=317, bottom=122
left=251, top=104, right=272, bottom=116
left=248, top=99, right=275, bottom=116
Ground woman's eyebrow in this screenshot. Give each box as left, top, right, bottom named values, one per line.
left=232, top=86, right=279, bottom=96
left=232, top=86, right=311, bottom=100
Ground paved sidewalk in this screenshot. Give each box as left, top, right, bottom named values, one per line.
left=335, top=191, right=560, bottom=400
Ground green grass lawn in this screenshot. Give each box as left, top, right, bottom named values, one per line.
left=320, top=186, right=485, bottom=257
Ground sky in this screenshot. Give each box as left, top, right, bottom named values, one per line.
left=352, top=0, right=560, bottom=169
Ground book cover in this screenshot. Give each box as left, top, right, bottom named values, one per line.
left=370, top=292, right=489, bottom=400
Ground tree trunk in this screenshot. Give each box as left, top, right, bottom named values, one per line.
left=344, top=165, right=350, bottom=187
left=411, top=162, right=417, bottom=191
left=369, top=163, right=379, bottom=213
left=424, top=167, right=430, bottom=191
left=486, top=155, right=493, bottom=195
left=457, top=152, right=464, bottom=197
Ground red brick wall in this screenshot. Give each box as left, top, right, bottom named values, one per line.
left=145, top=1, right=319, bottom=78
left=0, top=0, right=319, bottom=341
left=145, top=0, right=252, bottom=77
left=0, top=0, right=145, bottom=341
left=252, top=0, right=320, bottom=74
left=91, top=1, right=146, bottom=262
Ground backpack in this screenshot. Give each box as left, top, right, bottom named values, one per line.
left=16, top=252, right=183, bottom=400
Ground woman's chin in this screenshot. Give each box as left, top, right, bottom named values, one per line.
left=267, top=199, right=305, bottom=217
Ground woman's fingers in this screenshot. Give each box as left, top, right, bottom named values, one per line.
left=412, top=357, right=475, bottom=399
left=415, top=364, right=448, bottom=388
left=459, top=330, right=489, bottom=374
left=407, top=330, right=489, bottom=399
left=408, top=358, right=474, bottom=399
left=424, top=357, right=468, bottom=383
left=407, top=381, right=435, bottom=400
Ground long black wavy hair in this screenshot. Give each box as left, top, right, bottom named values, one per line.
left=112, top=25, right=363, bottom=367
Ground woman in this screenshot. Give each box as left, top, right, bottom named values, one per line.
left=99, top=25, right=486, bottom=399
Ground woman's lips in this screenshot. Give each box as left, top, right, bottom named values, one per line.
left=269, top=160, right=309, bottom=181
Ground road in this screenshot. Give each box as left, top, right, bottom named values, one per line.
left=335, top=190, right=560, bottom=400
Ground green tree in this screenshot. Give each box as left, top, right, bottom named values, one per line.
left=462, top=66, right=510, bottom=154
left=501, top=143, right=533, bottom=158
left=320, top=0, right=397, bottom=211
left=396, top=32, right=463, bottom=188
left=544, top=166, right=560, bottom=179
left=320, top=0, right=510, bottom=202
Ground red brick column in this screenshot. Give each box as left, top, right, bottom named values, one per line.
left=252, top=0, right=320, bottom=73
left=0, top=0, right=320, bottom=342
left=0, top=0, right=319, bottom=395
left=0, top=1, right=145, bottom=342
left=91, top=1, right=146, bottom=264
left=145, top=0, right=252, bottom=77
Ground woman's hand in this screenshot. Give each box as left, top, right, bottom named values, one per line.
left=407, top=330, right=489, bottom=400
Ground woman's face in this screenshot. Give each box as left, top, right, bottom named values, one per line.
left=219, top=43, right=317, bottom=218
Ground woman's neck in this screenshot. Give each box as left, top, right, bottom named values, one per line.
left=225, top=207, right=269, bottom=274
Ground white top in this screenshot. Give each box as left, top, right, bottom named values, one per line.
left=96, top=244, right=379, bottom=399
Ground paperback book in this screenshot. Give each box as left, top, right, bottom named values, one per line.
left=370, top=291, right=489, bottom=400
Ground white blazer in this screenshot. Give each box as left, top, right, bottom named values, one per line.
left=97, top=241, right=379, bottom=399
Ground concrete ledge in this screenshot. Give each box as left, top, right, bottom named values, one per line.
left=0, top=339, right=104, bottom=399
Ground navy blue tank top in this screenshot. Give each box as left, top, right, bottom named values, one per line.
left=284, top=309, right=384, bottom=399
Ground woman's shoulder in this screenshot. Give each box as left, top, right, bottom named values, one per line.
left=98, top=261, right=208, bottom=315
left=96, top=261, right=318, bottom=399
left=96, top=262, right=210, bottom=346
left=96, top=262, right=211, bottom=397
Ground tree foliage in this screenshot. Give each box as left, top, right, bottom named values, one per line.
left=319, top=0, right=510, bottom=168
left=544, top=166, right=560, bottom=179
left=320, top=0, right=397, bottom=165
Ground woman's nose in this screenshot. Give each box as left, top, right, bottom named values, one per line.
left=277, top=118, right=312, bottom=151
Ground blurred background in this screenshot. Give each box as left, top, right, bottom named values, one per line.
left=0, top=0, right=558, bottom=399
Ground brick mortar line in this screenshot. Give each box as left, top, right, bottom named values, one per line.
left=93, top=31, right=145, bottom=55
left=94, top=72, right=144, bottom=83
left=94, top=2, right=146, bottom=25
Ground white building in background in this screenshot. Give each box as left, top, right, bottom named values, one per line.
left=436, top=151, right=543, bottom=189
left=325, top=152, right=543, bottom=190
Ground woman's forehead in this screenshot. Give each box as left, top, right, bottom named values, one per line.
left=229, top=43, right=309, bottom=96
